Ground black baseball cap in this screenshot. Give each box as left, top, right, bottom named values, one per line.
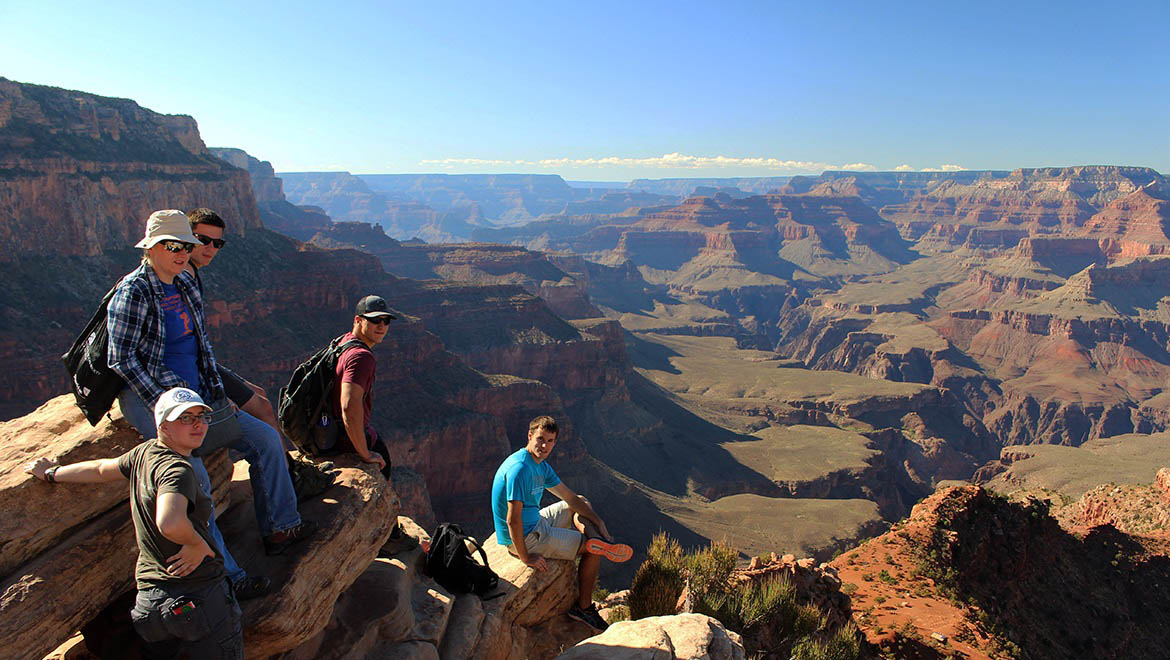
left=355, top=295, right=398, bottom=320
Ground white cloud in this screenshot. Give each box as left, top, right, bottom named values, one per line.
left=892, top=163, right=968, bottom=172
left=419, top=152, right=877, bottom=173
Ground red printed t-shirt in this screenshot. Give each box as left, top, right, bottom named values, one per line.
left=332, top=332, right=376, bottom=451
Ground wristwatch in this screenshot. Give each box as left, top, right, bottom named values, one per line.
left=44, top=465, right=59, bottom=483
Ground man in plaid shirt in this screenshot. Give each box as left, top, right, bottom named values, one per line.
left=108, top=209, right=316, bottom=601
left=107, top=261, right=224, bottom=406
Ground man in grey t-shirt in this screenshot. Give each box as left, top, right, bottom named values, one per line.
left=26, top=388, right=243, bottom=659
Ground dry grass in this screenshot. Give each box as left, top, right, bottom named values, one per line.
left=723, top=425, right=877, bottom=484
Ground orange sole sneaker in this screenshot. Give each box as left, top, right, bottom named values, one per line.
left=584, top=538, right=633, bottom=563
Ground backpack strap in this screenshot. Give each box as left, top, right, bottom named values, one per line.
left=463, top=535, right=490, bottom=569
left=336, top=338, right=367, bottom=354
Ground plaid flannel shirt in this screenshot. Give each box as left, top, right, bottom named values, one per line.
left=106, top=263, right=224, bottom=408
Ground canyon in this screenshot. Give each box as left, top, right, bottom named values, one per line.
left=4, top=77, right=1170, bottom=658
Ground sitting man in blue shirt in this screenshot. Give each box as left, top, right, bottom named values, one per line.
left=491, top=415, right=632, bottom=631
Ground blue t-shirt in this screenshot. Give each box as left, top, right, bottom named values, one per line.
left=159, top=283, right=200, bottom=393
left=491, top=447, right=561, bottom=545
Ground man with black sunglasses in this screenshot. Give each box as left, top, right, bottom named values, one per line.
left=184, top=209, right=271, bottom=434
left=184, top=208, right=335, bottom=503
left=332, top=295, right=397, bottom=476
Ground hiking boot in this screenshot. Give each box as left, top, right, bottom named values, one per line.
left=232, top=575, right=273, bottom=601
left=263, top=520, right=319, bottom=556
left=584, top=538, right=633, bottom=563
left=566, top=603, right=609, bottom=631
left=289, top=458, right=335, bottom=502
left=379, top=523, right=420, bottom=557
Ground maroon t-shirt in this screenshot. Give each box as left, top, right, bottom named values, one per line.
left=331, top=332, right=376, bottom=451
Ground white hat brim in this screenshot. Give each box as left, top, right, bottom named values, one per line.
left=164, top=401, right=212, bottom=422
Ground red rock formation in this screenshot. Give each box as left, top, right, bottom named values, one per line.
left=834, top=484, right=1170, bottom=659
left=880, top=166, right=1167, bottom=249
left=0, top=78, right=261, bottom=261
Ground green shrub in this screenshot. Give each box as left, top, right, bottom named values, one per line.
left=740, top=574, right=797, bottom=628
left=791, top=623, right=862, bottom=660
left=626, top=534, right=860, bottom=660
left=628, top=533, right=687, bottom=619
left=605, top=604, right=630, bottom=623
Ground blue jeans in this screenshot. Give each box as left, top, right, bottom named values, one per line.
left=119, top=389, right=302, bottom=582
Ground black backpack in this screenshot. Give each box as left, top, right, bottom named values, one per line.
left=277, top=336, right=365, bottom=457
left=61, top=286, right=125, bottom=426
left=424, top=523, right=502, bottom=599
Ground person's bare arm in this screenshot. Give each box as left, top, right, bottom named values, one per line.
left=339, top=381, right=385, bottom=469
left=507, top=499, right=546, bottom=571
left=156, top=492, right=215, bottom=577
left=548, top=483, right=613, bottom=541
left=25, top=457, right=126, bottom=484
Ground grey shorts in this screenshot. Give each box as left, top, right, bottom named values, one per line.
left=509, top=500, right=582, bottom=561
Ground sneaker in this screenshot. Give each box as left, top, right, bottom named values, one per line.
left=232, top=575, right=273, bottom=601
left=289, top=459, right=335, bottom=502
left=584, top=538, right=633, bottom=563
left=263, top=520, right=319, bottom=556
left=566, top=603, right=609, bottom=631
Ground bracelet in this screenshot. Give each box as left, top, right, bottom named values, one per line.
left=44, top=466, right=59, bottom=483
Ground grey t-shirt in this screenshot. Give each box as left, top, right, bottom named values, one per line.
left=117, top=441, right=225, bottom=590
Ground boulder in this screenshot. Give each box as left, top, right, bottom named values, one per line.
left=467, top=534, right=582, bottom=660
left=0, top=397, right=234, bottom=660
left=438, top=594, right=484, bottom=660
left=278, top=557, right=415, bottom=660
left=0, top=395, right=140, bottom=576
left=0, top=506, right=136, bottom=660
left=228, top=457, right=399, bottom=658
left=557, top=614, right=745, bottom=660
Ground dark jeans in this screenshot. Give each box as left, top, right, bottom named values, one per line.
left=130, top=579, right=242, bottom=660
left=371, top=436, right=392, bottom=479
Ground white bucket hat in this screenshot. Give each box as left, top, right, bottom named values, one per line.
left=134, top=209, right=201, bottom=248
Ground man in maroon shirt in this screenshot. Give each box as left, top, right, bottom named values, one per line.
left=333, top=295, right=415, bottom=553
left=332, top=295, right=396, bottom=476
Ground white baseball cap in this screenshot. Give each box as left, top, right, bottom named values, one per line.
left=134, top=209, right=201, bottom=249
left=154, top=387, right=211, bottom=428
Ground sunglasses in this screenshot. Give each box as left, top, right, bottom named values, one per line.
left=175, top=412, right=213, bottom=425
left=159, top=240, right=195, bottom=254
left=362, top=316, right=392, bottom=326
left=195, top=233, right=227, bottom=249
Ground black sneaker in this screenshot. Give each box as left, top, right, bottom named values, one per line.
left=566, top=603, right=609, bottom=631
left=289, top=459, right=335, bottom=502
left=263, top=520, right=319, bottom=556
left=232, top=575, right=273, bottom=601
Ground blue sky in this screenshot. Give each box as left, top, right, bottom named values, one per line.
left=3, top=1, right=1167, bottom=178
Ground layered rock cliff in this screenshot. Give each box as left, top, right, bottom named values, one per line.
left=880, top=166, right=1168, bottom=250
left=0, top=77, right=260, bottom=261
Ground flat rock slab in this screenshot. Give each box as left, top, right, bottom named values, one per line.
left=226, top=457, right=399, bottom=658
left=0, top=396, right=233, bottom=660
left=557, top=614, right=745, bottom=660
left=0, top=506, right=136, bottom=660
left=0, top=395, right=140, bottom=576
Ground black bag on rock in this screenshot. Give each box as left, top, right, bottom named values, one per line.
left=424, top=523, right=502, bottom=600
left=61, top=286, right=125, bottom=426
